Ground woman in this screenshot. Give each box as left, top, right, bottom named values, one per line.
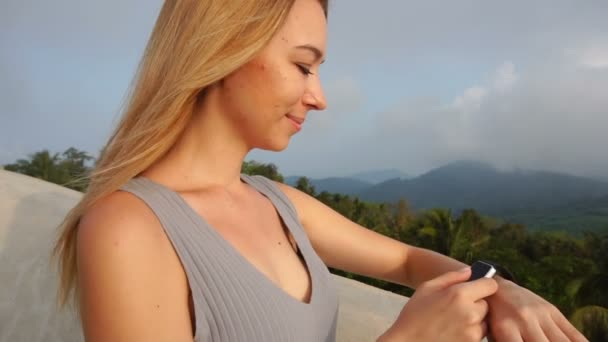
left=53, top=0, right=588, bottom=341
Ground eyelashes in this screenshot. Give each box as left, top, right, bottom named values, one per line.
left=296, top=64, right=314, bottom=76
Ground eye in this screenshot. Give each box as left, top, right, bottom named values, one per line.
left=296, top=64, right=314, bottom=76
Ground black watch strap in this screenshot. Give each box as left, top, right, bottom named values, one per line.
left=481, top=260, right=517, bottom=283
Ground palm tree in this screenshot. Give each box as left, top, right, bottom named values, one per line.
left=60, top=147, right=94, bottom=178
left=564, top=232, right=608, bottom=340
left=452, top=209, right=491, bottom=263
left=5, top=150, right=67, bottom=183
left=569, top=305, right=608, bottom=341
left=3, top=148, right=96, bottom=190
left=414, top=208, right=490, bottom=263
left=241, top=160, right=284, bottom=182
left=31, top=150, right=71, bottom=183
left=415, top=208, right=457, bottom=256
left=295, top=177, right=316, bottom=196
left=572, top=233, right=608, bottom=307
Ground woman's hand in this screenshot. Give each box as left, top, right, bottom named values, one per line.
left=486, top=277, right=589, bottom=342
left=378, top=267, right=498, bottom=341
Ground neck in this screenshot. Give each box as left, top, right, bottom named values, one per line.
left=142, top=93, right=251, bottom=192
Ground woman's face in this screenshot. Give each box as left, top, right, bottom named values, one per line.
left=218, top=0, right=328, bottom=151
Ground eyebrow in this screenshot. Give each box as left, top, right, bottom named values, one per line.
left=295, top=44, right=326, bottom=64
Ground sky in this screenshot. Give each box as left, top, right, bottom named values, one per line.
left=1, top=0, right=607, bottom=180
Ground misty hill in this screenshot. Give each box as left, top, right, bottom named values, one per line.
left=285, top=169, right=410, bottom=195
left=349, top=169, right=411, bottom=184
left=285, top=176, right=372, bottom=195
left=500, top=195, right=608, bottom=234
left=356, top=161, right=608, bottom=232
left=285, top=161, right=608, bottom=234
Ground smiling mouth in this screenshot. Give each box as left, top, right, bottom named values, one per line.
left=285, top=114, right=304, bottom=130
left=285, top=114, right=305, bottom=124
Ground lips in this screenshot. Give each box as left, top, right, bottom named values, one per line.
left=285, top=114, right=304, bottom=132
left=285, top=114, right=305, bottom=124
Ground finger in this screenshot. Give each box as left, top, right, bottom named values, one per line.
left=481, top=320, right=488, bottom=338
left=551, top=309, right=589, bottom=342
left=468, top=320, right=488, bottom=342
left=474, top=299, right=489, bottom=321
left=452, top=277, right=499, bottom=302
left=491, top=321, right=523, bottom=342
left=522, top=320, right=550, bottom=342
left=500, top=333, right=524, bottom=342
left=420, top=267, right=471, bottom=292
left=464, top=300, right=489, bottom=328
left=540, top=317, right=570, bottom=342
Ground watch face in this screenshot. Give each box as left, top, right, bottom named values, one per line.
left=469, top=261, right=496, bottom=281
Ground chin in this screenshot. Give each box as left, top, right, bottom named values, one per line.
left=258, top=137, right=291, bottom=152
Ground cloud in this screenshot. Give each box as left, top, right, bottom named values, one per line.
left=0, top=0, right=164, bottom=164
left=1, top=0, right=607, bottom=180
left=578, top=44, right=608, bottom=69
left=307, top=76, right=365, bottom=131
left=363, top=60, right=608, bottom=178
left=452, top=86, right=487, bottom=112
left=493, top=61, right=519, bottom=91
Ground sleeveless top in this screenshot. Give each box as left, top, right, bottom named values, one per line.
left=118, top=174, right=340, bottom=341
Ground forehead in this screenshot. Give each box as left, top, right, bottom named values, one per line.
left=276, top=0, right=327, bottom=52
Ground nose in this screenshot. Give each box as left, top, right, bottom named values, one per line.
left=303, top=77, right=327, bottom=111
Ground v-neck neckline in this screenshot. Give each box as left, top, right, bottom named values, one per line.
left=137, top=174, right=317, bottom=307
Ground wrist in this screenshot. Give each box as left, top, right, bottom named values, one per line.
left=377, top=326, right=413, bottom=342
left=494, top=274, right=512, bottom=286
left=480, top=260, right=517, bottom=284
left=488, top=274, right=518, bottom=305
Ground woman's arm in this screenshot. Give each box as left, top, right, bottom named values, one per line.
left=277, top=181, right=464, bottom=287
left=277, top=182, right=588, bottom=341
left=77, top=191, right=196, bottom=342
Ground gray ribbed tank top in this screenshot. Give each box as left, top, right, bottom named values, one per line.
left=119, top=174, right=340, bottom=341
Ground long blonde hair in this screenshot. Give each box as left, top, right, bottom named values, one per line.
left=53, top=0, right=329, bottom=309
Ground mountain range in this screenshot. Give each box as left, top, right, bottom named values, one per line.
left=286, top=161, right=608, bottom=234
left=285, top=169, right=410, bottom=195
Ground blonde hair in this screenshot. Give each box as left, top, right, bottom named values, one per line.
left=53, top=0, right=329, bottom=309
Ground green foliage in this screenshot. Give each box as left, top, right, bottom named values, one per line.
left=503, top=197, right=608, bottom=236
left=287, top=166, right=607, bottom=337
left=241, top=160, right=284, bottom=182
left=3, top=147, right=93, bottom=191
left=570, top=306, right=608, bottom=342
left=295, top=177, right=316, bottom=196
left=575, top=274, right=608, bottom=309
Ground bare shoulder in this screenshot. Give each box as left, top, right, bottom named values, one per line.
left=77, top=190, right=195, bottom=342
left=272, top=180, right=413, bottom=284
left=273, top=181, right=307, bottom=210
left=272, top=179, right=344, bottom=235
left=272, top=181, right=318, bottom=227
left=78, top=190, right=167, bottom=249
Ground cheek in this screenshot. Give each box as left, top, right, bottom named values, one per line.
left=223, top=60, right=304, bottom=121
left=250, top=60, right=305, bottom=107
left=221, top=69, right=262, bottom=118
